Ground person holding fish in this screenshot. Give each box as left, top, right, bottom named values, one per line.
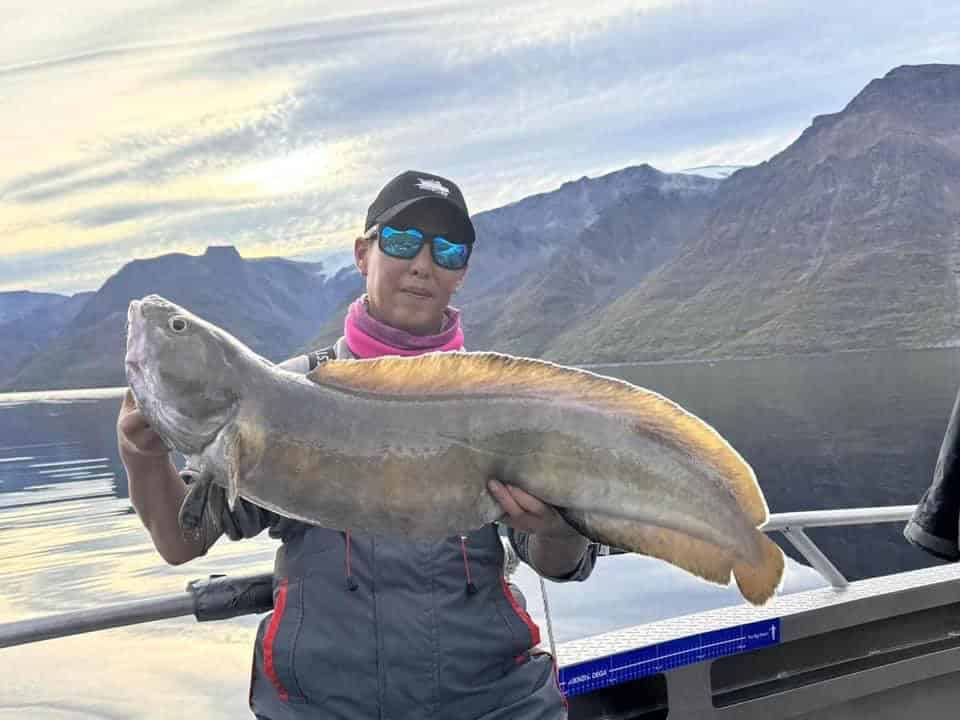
left=117, top=171, right=598, bottom=719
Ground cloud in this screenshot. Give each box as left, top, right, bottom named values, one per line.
left=3, top=1, right=960, bottom=292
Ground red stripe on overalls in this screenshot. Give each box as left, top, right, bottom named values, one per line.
left=499, top=574, right=541, bottom=646
left=263, top=579, right=290, bottom=702
left=499, top=576, right=567, bottom=707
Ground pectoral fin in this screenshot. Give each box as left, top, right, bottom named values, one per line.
left=178, top=467, right=213, bottom=531
left=223, top=429, right=243, bottom=512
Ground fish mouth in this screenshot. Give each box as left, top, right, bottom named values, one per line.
left=125, top=300, right=146, bottom=369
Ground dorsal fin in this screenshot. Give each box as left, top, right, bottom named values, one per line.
left=307, top=351, right=768, bottom=526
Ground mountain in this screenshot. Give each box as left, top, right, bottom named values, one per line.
left=536, top=64, right=960, bottom=363
left=460, top=164, right=720, bottom=305
left=308, top=64, right=960, bottom=363
left=0, top=291, right=68, bottom=325
left=462, top=174, right=719, bottom=356
left=2, top=246, right=362, bottom=391
left=0, top=291, right=94, bottom=380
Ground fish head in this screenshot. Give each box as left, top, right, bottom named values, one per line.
left=125, top=294, right=244, bottom=454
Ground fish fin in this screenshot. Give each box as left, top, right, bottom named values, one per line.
left=308, top=352, right=767, bottom=527
left=732, top=534, right=786, bottom=606
left=223, top=430, right=243, bottom=512
left=228, top=470, right=239, bottom=511
left=559, top=508, right=784, bottom=605
left=178, top=468, right=212, bottom=531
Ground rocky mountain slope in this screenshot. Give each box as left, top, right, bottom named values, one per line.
left=2, top=246, right=360, bottom=391
left=0, top=291, right=93, bottom=380
left=538, top=64, right=960, bottom=363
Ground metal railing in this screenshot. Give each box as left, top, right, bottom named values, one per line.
left=0, top=573, right=273, bottom=650
left=0, top=505, right=920, bottom=650
left=764, top=505, right=917, bottom=589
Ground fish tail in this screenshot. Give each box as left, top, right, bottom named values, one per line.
left=559, top=508, right=784, bottom=606
left=732, top=532, right=786, bottom=605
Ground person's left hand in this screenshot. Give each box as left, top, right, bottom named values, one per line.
left=487, top=478, right=577, bottom=537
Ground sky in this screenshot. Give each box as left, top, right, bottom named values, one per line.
left=2, top=1, right=959, bottom=295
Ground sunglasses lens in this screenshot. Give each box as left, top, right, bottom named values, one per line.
left=432, top=237, right=470, bottom=270
left=380, top=226, right=424, bottom=259
left=380, top=226, right=469, bottom=269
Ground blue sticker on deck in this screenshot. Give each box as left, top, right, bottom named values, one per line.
left=558, top=619, right=781, bottom=697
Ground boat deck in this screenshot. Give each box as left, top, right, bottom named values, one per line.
left=561, top=562, right=960, bottom=719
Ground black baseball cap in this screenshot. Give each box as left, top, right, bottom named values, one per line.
left=365, top=170, right=476, bottom=244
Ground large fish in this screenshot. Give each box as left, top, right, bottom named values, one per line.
left=125, top=295, right=784, bottom=604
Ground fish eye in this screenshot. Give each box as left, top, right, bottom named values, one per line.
left=168, top=316, right=188, bottom=333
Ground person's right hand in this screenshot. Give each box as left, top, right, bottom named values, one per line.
left=117, top=388, right=169, bottom=460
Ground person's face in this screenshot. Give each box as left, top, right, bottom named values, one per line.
left=354, top=202, right=469, bottom=335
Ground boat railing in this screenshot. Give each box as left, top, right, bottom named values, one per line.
left=598, top=504, right=918, bottom=590
left=761, top=505, right=917, bottom=588
left=0, top=504, right=921, bottom=650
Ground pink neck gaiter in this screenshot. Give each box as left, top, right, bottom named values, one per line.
left=343, top=296, right=465, bottom=359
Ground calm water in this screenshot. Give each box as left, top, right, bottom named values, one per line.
left=1, top=348, right=954, bottom=718
left=605, top=348, right=955, bottom=579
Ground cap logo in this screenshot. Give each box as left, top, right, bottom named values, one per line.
left=415, top=178, right=451, bottom=197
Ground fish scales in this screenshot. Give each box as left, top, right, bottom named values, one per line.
left=125, top=294, right=785, bottom=604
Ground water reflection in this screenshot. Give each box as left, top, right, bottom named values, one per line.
left=0, top=391, right=277, bottom=717
left=593, top=349, right=954, bottom=579
left=0, top=472, right=277, bottom=621
left=2, top=617, right=261, bottom=719
left=0, top=389, right=129, bottom=501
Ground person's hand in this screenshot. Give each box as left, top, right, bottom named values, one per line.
left=487, top=478, right=577, bottom=538
left=117, top=388, right=170, bottom=460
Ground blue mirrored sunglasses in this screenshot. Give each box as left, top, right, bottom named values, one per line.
left=373, top=225, right=472, bottom=270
